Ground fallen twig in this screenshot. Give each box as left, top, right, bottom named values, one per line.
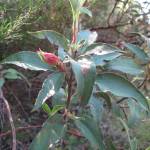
left=0, top=89, right=16, bottom=150
left=0, top=125, right=42, bottom=138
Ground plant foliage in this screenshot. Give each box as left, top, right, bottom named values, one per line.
left=1, top=0, right=150, bottom=149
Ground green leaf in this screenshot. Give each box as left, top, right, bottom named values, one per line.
left=73, top=116, right=105, bottom=149
left=29, top=30, right=69, bottom=50
left=146, top=146, right=150, bottom=150
left=91, top=52, right=121, bottom=66
left=79, top=59, right=96, bottom=105
left=2, top=68, right=31, bottom=86
left=71, top=59, right=96, bottom=105
left=69, top=0, right=86, bottom=18
left=123, top=43, right=150, bottom=64
left=83, top=42, right=122, bottom=54
left=1, top=51, right=52, bottom=71
left=50, top=105, right=64, bottom=116
left=33, top=72, right=65, bottom=111
left=81, top=43, right=122, bottom=66
left=71, top=60, right=84, bottom=100
left=105, top=57, right=144, bottom=75
left=93, top=92, right=112, bottom=109
left=42, top=103, right=64, bottom=117
left=3, top=68, right=21, bottom=80
left=89, top=95, right=104, bottom=123
left=42, top=103, right=51, bottom=115
left=29, top=115, right=65, bottom=150
left=79, top=7, right=92, bottom=17
left=96, top=73, right=149, bottom=110
left=0, top=78, right=5, bottom=88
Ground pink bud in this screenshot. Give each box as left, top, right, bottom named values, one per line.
left=37, top=50, right=65, bottom=72
left=42, top=52, right=60, bottom=65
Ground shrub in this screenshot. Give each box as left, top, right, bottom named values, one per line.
left=1, top=0, right=150, bottom=149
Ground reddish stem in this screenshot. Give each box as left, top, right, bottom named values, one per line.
left=66, top=72, right=73, bottom=109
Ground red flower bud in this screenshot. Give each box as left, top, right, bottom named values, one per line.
left=42, top=52, right=60, bottom=65
left=37, top=50, right=65, bottom=72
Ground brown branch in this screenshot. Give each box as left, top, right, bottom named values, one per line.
left=90, top=22, right=131, bottom=31
left=0, top=125, right=42, bottom=138
left=0, top=89, right=16, bottom=150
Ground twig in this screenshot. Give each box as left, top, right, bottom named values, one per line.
left=0, top=125, right=42, bottom=138
left=90, top=22, right=131, bottom=31
left=0, top=89, right=16, bottom=150
left=107, top=0, right=119, bottom=26
left=67, top=128, right=84, bottom=138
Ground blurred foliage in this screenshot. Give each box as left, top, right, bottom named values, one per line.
left=0, top=0, right=149, bottom=57
left=0, top=0, right=44, bottom=43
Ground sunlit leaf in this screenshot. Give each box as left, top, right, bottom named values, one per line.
left=146, top=146, right=150, bottom=150
left=83, top=42, right=122, bottom=54
left=79, top=7, right=92, bottom=17
left=42, top=103, right=51, bottom=115
left=1, top=51, right=52, bottom=71
left=80, top=43, right=122, bottom=66
left=69, top=0, right=86, bottom=18
left=33, top=72, right=64, bottom=111
left=29, top=30, right=69, bottom=50
left=96, top=73, right=149, bottom=110
left=50, top=105, right=65, bottom=116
